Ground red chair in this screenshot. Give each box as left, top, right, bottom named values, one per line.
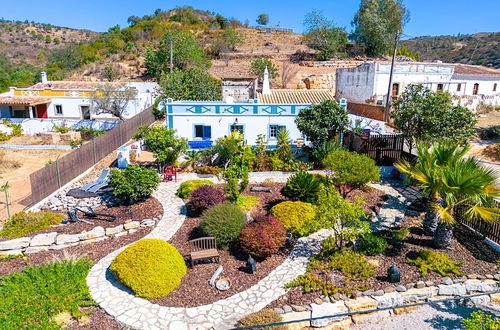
left=164, top=166, right=177, bottom=182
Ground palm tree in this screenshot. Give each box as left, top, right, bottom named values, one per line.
left=432, top=156, right=499, bottom=248
left=396, top=141, right=469, bottom=234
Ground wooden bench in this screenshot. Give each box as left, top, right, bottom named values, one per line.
left=189, top=237, right=220, bottom=267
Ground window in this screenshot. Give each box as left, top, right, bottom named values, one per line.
left=437, top=83, right=444, bottom=92
left=55, top=105, right=63, bottom=115
left=194, top=125, right=211, bottom=140
left=80, top=106, right=91, bottom=119
left=494, top=83, right=497, bottom=92
left=473, top=83, right=479, bottom=95
left=230, top=124, right=244, bottom=135
left=391, top=83, right=399, bottom=96
left=269, top=125, right=286, bottom=139
left=457, top=83, right=461, bottom=92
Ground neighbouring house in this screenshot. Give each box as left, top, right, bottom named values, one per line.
left=335, top=61, right=500, bottom=113
left=161, top=71, right=385, bottom=149
left=0, top=72, right=157, bottom=121
left=221, top=77, right=258, bottom=102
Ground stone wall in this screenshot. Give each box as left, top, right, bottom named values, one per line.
left=347, top=102, right=386, bottom=122
left=275, top=276, right=499, bottom=329
left=0, top=219, right=156, bottom=256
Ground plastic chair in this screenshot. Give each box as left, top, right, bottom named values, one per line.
left=164, top=166, right=177, bottom=182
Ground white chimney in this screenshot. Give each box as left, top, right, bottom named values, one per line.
left=41, top=71, right=48, bottom=84
left=262, top=66, right=271, bottom=95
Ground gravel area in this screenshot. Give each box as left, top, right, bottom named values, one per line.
left=351, top=301, right=500, bottom=330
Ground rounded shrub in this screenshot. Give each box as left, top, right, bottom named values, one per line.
left=176, top=179, right=214, bottom=199
left=109, top=239, right=187, bottom=299
left=188, top=185, right=226, bottom=214
left=271, top=201, right=317, bottom=237
left=200, top=203, right=246, bottom=249
left=238, top=215, right=287, bottom=260
left=109, top=166, right=160, bottom=204
left=281, top=171, right=321, bottom=203
left=359, top=233, right=387, bottom=256
left=237, top=309, right=285, bottom=330
left=0, top=211, right=64, bottom=238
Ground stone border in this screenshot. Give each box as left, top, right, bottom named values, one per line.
left=277, top=278, right=499, bottom=329
left=0, top=219, right=157, bottom=256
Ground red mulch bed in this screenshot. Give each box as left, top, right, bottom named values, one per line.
left=267, top=199, right=500, bottom=309
left=0, top=197, right=163, bottom=241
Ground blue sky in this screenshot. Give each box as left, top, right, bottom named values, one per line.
left=1, top=0, right=499, bottom=38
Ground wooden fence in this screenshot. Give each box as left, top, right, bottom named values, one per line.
left=29, top=108, right=155, bottom=205
left=343, top=133, right=416, bottom=165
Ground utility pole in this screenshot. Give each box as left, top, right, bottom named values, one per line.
left=169, top=38, right=173, bottom=74
left=384, top=31, right=401, bottom=122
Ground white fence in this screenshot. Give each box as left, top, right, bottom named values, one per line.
left=4, top=118, right=121, bottom=135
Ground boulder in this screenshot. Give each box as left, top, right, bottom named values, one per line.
left=0, top=249, right=23, bottom=255
left=438, top=284, right=467, bottom=296
left=56, top=234, right=80, bottom=245
left=124, top=221, right=140, bottom=230
left=345, top=297, right=377, bottom=313
left=372, top=292, right=403, bottom=308
left=0, top=237, right=31, bottom=251
left=79, top=226, right=105, bottom=240
left=352, top=310, right=391, bottom=325
left=30, top=232, right=57, bottom=246
left=401, top=287, right=437, bottom=303
left=465, top=279, right=498, bottom=293
left=140, top=219, right=155, bottom=227
left=105, top=225, right=124, bottom=236
left=25, top=246, right=49, bottom=254
left=282, top=311, right=310, bottom=330
left=310, top=301, right=348, bottom=327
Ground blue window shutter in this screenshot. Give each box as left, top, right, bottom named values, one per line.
left=203, top=126, right=211, bottom=139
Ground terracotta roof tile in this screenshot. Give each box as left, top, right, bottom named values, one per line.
left=0, top=96, right=51, bottom=106
left=453, top=65, right=500, bottom=77
left=258, top=89, right=335, bottom=104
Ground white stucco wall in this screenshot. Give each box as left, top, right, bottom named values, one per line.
left=335, top=63, right=375, bottom=103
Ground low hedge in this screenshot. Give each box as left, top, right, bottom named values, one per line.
left=176, top=179, right=215, bottom=199
left=271, top=201, right=317, bottom=237
left=0, top=211, right=64, bottom=238
left=200, top=203, right=246, bottom=249
left=110, top=239, right=187, bottom=299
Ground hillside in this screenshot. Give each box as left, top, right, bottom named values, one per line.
left=401, top=32, right=500, bottom=68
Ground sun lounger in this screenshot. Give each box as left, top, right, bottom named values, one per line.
left=80, top=169, right=109, bottom=191
left=67, top=210, right=93, bottom=224
left=74, top=207, right=116, bottom=222
left=87, top=178, right=110, bottom=193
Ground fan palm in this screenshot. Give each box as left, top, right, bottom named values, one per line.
left=396, top=141, right=469, bottom=234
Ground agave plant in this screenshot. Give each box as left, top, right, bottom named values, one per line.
left=281, top=171, right=321, bottom=203
left=396, top=141, right=469, bottom=234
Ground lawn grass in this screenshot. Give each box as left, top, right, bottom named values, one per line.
left=0, top=258, right=95, bottom=329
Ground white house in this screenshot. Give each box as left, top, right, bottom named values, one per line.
left=335, top=61, right=500, bottom=112
left=0, top=73, right=157, bottom=121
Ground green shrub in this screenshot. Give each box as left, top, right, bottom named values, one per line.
left=462, top=310, right=500, bottom=330
left=281, top=171, right=321, bottom=203
left=0, top=211, right=64, bottom=238
left=237, top=195, right=259, bottom=212
left=271, top=201, right=317, bottom=237
left=222, top=164, right=249, bottom=202
left=328, top=248, right=377, bottom=279
left=110, top=239, right=187, bottom=299
left=200, top=203, right=246, bottom=249
left=176, top=179, right=214, bottom=199
left=195, top=166, right=221, bottom=175
left=109, top=166, right=160, bottom=204
left=407, top=250, right=464, bottom=276
left=0, top=258, right=95, bottom=328
left=237, top=309, right=285, bottom=330
left=52, top=124, right=71, bottom=134
left=392, top=227, right=410, bottom=241
left=359, top=233, right=387, bottom=256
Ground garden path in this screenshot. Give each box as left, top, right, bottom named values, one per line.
left=369, top=180, right=421, bottom=231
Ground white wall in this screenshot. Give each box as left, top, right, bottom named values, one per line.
left=335, top=63, right=375, bottom=103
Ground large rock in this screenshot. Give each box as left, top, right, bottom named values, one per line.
left=438, top=284, right=467, bottom=296
left=25, top=246, right=49, bottom=254
left=465, top=279, right=498, bottom=293
left=0, top=237, right=31, bottom=251
left=124, top=221, right=140, bottom=230
left=56, top=234, right=80, bottom=245
left=105, top=225, right=124, bottom=236
left=79, top=226, right=105, bottom=240
left=352, top=310, right=391, bottom=325
left=400, top=286, right=437, bottom=303
left=345, top=297, right=377, bottom=312
left=310, top=301, right=348, bottom=327
left=372, top=292, right=403, bottom=308
left=0, top=249, right=23, bottom=255
left=30, top=232, right=57, bottom=246
left=281, top=311, right=310, bottom=330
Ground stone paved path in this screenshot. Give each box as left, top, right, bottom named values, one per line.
left=369, top=180, right=421, bottom=231
left=87, top=180, right=333, bottom=330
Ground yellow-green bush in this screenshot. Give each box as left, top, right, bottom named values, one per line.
left=110, top=239, right=187, bottom=299
left=176, top=179, right=215, bottom=198
left=237, top=309, right=285, bottom=330
left=0, top=211, right=64, bottom=238
left=271, top=201, right=317, bottom=237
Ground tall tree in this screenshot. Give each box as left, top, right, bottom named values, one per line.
left=303, top=10, right=348, bottom=60
left=351, top=0, right=408, bottom=57
left=256, top=14, right=269, bottom=25
left=144, top=30, right=210, bottom=78
left=89, top=84, right=136, bottom=121
left=295, top=100, right=349, bottom=146
left=158, top=68, right=222, bottom=101
left=250, top=58, right=278, bottom=82
left=391, top=84, right=476, bottom=151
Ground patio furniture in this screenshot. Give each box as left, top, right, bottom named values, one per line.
left=80, top=170, right=109, bottom=191
left=189, top=237, right=220, bottom=267
left=67, top=210, right=93, bottom=224
left=87, top=178, right=110, bottom=193
left=164, top=166, right=177, bottom=182
left=74, top=206, right=116, bottom=222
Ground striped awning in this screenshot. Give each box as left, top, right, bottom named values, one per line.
left=257, top=89, right=335, bottom=105
left=0, top=96, right=52, bottom=106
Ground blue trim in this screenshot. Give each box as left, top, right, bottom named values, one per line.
left=268, top=124, right=286, bottom=141
left=168, top=115, right=173, bottom=129
left=192, top=124, right=212, bottom=140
